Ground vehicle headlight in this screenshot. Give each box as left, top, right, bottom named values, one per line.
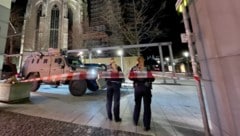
left=88, top=69, right=98, bottom=79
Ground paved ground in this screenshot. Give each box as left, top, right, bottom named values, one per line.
left=0, top=110, right=149, bottom=136
left=0, top=79, right=206, bottom=136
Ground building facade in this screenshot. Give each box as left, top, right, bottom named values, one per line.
left=0, top=0, right=11, bottom=72
left=188, top=0, right=240, bottom=135
left=86, top=0, right=123, bottom=47
left=22, top=0, right=86, bottom=52
left=22, top=0, right=124, bottom=53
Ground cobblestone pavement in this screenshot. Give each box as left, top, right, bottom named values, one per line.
left=0, top=110, right=150, bottom=136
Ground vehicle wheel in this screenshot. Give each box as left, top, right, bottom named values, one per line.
left=69, top=80, right=87, bottom=96
left=86, top=79, right=99, bottom=91
left=27, top=74, right=41, bottom=92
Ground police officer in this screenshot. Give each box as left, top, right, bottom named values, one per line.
left=105, top=58, right=124, bottom=122
left=129, top=56, right=155, bottom=131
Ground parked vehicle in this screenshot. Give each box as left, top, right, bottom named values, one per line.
left=21, top=50, right=107, bottom=96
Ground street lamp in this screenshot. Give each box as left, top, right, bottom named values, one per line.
left=165, top=57, right=170, bottom=71
left=96, top=49, right=102, bottom=54
left=183, top=51, right=190, bottom=75
left=165, top=57, right=170, bottom=62
left=77, top=51, right=83, bottom=56
left=117, top=49, right=123, bottom=56
left=117, top=49, right=123, bottom=71
left=183, top=51, right=189, bottom=58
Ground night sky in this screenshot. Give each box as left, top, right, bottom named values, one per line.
left=11, top=0, right=187, bottom=58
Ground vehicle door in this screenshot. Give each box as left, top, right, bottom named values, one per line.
left=37, top=56, right=51, bottom=77
left=50, top=56, right=65, bottom=76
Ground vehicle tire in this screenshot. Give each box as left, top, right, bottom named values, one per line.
left=86, top=79, right=99, bottom=91
left=69, top=80, right=87, bottom=96
left=27, top=74, right=41, bottom=92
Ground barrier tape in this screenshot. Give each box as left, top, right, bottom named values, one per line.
left=193, top=75, right=200, bottom=82
left=100, top=71, right=124, bottom=79
left=20, top=71, right=189, bottom=83
left=128, top=71, right=154, bottom=79
left=152, top=72, right=179, bottom=80
left=21, top=71, right=98, bottom=83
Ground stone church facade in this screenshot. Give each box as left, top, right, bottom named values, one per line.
left=21, top=0, right=124, bottom=53
left=21, top=0, right=86, bottom=52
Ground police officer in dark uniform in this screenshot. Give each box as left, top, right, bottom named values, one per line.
left=105, top=58, right=124, bottom=122
left=129, top=56, right=155, bottom=131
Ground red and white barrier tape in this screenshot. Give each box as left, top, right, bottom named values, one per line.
left=128, top=71, right=154, bottom=79
left=21, top=71, right=98, bottom=82
left=20, top=71, right=191, bottom=83
left=99, top=71, right=124, bottom=79
left=152, top=71, right=179, bottom=79
left=193, top=75, right=200, bottom=82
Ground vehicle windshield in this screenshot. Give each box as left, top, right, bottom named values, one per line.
left=65, top=56, right=82, bottom=66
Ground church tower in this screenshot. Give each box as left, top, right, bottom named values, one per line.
left=21, top=0, right=86, bottom=52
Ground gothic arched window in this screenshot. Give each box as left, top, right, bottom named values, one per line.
left=49, top=5, right=59, bottom=48
left=67, top=8, right=73, bottom=49
left=35, top=5, right=42, bottom=50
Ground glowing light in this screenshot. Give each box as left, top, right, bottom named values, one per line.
left=117, top=50, right=123, bottom=56
left=176, top=0, right=188, bottom=13
left=87, top=69, right=98, bottom=79
left=77, top=51, right=83, bottom=56
left=183, top=51, right=189, bottom=57
left=97, top=50, right=102, bottom=54
left=165, top=57, right=170, bottom=62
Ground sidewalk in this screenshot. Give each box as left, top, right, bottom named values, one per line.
left=0, top=79, right=205, bottom=136
left=0, top=110, right=148, bottom=136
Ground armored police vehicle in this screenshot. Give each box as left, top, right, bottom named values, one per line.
left=21, top=50, right=106, bottom=96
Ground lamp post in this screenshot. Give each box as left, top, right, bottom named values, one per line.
left=183, top=51, right=190, bottom=76
left=176, top=0, right=211, bottom=135
left=117, top=49, right=123, bottom=71
left=165, top=57, right=170, bottom=71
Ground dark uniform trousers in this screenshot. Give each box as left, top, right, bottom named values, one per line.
left=133, top=83, right=152, bottom=128
left=106, top=82, right=121, bottom=120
